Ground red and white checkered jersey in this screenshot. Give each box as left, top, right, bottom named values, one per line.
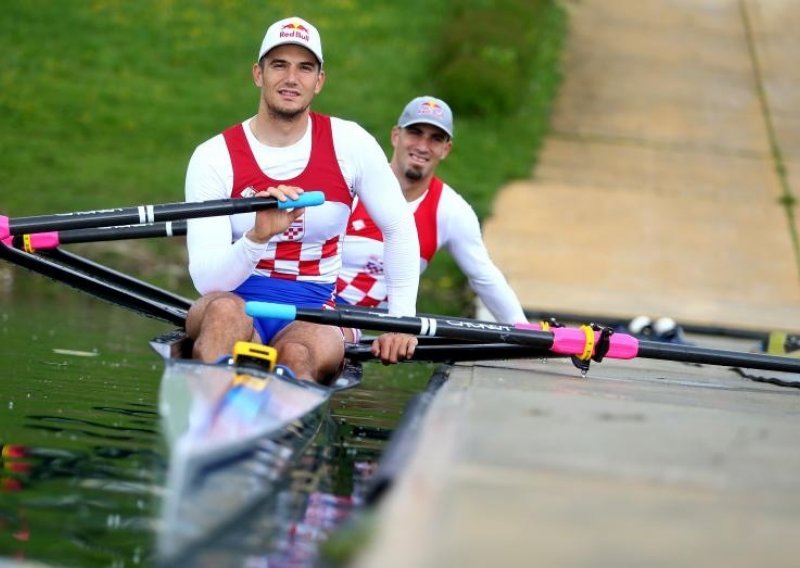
left=337, top=176, right=527, bottom=324
left=336, top=177, right=442, bottom=306
left=185, top=113, right=419, bottom=316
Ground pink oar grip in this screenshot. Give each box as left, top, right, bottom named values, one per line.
left=515, top=323, right=640, bottom=359
left=0, top=216, right=8, bottom=240
left=27, top=232, right=61, bottom=250
left=605, top=333, right=639, bottom=359
left=550, top=328, right=639, bottom=359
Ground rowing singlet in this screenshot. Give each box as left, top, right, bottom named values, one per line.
left=336, top=177, right=444, bottom=307
left=222, top=112, right=353, bottom=282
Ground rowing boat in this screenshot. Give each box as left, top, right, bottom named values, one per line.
left=149, top=330, right=362, bottom=562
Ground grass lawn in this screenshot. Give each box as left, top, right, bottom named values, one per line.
left=0, top=0, right=565, bottom=314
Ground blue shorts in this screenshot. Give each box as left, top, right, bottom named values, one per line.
left=234, top=276, right=335, bottom=344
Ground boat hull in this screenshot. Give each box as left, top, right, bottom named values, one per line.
left=152, top=331, right=362, bottom=562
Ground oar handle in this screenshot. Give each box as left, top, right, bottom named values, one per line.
left=0, top=191, right=325, bottom=238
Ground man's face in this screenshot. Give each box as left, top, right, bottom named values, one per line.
left=391, top=123, right=452, bottom=182
left=253, top=44, right=325, bottom=120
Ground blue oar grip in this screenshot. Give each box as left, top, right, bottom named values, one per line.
left=277, top=191, right=325, bottom=210
left=245, top=301, right=298, bottom=321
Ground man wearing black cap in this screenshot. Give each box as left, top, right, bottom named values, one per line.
left=183, top=17, right=421, bottom=381
left=337, top=96, right=527, bottom=325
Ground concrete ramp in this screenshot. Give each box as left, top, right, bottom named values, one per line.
left=483, top=0, right=800, bottom=331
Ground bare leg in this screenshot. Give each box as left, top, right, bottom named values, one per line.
left=185, top=292, right=259, bottom=363
left=272, top=321, right=345, bottom=383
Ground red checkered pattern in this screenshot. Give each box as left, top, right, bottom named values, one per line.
left=222, top=112, right=354, bottom=284
left=336, top=271, right=386, bottom=307
left=282, top=219, right=305, bottom=240
left=257, top=234, right=342, bottom=281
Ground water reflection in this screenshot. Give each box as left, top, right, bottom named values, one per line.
left=166, top=413, right=381, bottom=567
left=1, top=268, right=432, bottom=566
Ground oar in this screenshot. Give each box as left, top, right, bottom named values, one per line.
left=3, top=221, right=187, bottom=252
left=245, top=302, right=800, bottom=374
left=0, top=240, right=187, bottom=325
left=42, top=248, right=192, bottom=311
left=345, top=341, right=552, bottom=363
left=0, top=191, right=324, bottom=239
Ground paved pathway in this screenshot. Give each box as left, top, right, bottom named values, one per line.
left=356, top=353, right=800, bottom=568
left=354, top=2, right=800, bottom=567
left=483, top=0, right=800, bottom=331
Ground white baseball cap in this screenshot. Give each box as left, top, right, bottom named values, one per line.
left=257, top=17, right=323, bottom=65
left=397, top=96, right=454, bottom=139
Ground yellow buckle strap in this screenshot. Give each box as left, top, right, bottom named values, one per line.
left=577, top=325, right=595, bottom=361
left=23, top=234, right=34, bottom=254
left=233, top=341, right=277, bottom=371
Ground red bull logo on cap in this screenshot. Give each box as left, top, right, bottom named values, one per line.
left=280, top=21, right=310, bottom=44
left=417, top=100, right=445, bottom=117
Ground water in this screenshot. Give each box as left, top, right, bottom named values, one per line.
left=0, top=267, right=432, bottom=566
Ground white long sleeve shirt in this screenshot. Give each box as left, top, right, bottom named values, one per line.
left=184, top=114, right=419, bottom=316
left=337, top=178, right=526, bottom=323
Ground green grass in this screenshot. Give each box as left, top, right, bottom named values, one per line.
left=0, top=0, right=565, bottom=314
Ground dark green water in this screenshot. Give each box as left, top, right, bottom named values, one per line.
left=0, top=266, right=431, bottom=566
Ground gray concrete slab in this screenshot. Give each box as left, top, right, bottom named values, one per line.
left=356, top=351, right=800, bottom=568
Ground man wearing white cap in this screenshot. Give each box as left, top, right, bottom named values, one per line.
left=337, top=96, right=527, bottom=325
left=183, top=17, right=421, bottom=381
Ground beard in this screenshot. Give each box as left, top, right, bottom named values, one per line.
left=403, top=165, right=424, bottom=181
left=266, top=100, right=310, bottom=122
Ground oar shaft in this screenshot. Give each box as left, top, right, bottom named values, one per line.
left=9, top=221, right=187, bottom=251
left=58, top=220, right=187, bottom=244
left=0, top=241, right=187, bottom=325
left=636, top=341, right=800, bottom=373
left=1, top=192, right=323, bottom=238
left=247, top=302, right=557, bottom=347
left=345, top=341, right=554, bottom=363
left=43, top=248, right=192, bottom=311
left=247, top=302, right=800, bottom=374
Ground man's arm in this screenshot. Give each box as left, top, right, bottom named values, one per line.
left=440, top=188, right=527, bottom=323
left=185, top=139, right=267, bottom=294
left=346, top=128, right=420, bottom=316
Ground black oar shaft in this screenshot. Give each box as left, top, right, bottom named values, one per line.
left=4, top=192, right=322, bottom=236
left=43, top=248, right=192, bottom=311
left=636, top=341, right=800, bottom=373
left=292, top=306, right=557, bottom=348
left=0, top=242, right=187, bottom=325
left=345, top=342, right=554, bottom=363
left=57, top=220, right=187, bottom=244
left=11, top=221, right=188, bottom=250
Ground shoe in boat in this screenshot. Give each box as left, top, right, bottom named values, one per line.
left=653, top=317, right=691, bottom=345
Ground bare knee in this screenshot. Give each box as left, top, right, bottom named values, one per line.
left=278, top=342, right=313, bottom=373
left=187, top=294, right=242, bottom=331
left=274, top=327, right=345, bottom=383
left=203, top=295, right=246, bottom=321
left=187, top=293, right=254, bottom=362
